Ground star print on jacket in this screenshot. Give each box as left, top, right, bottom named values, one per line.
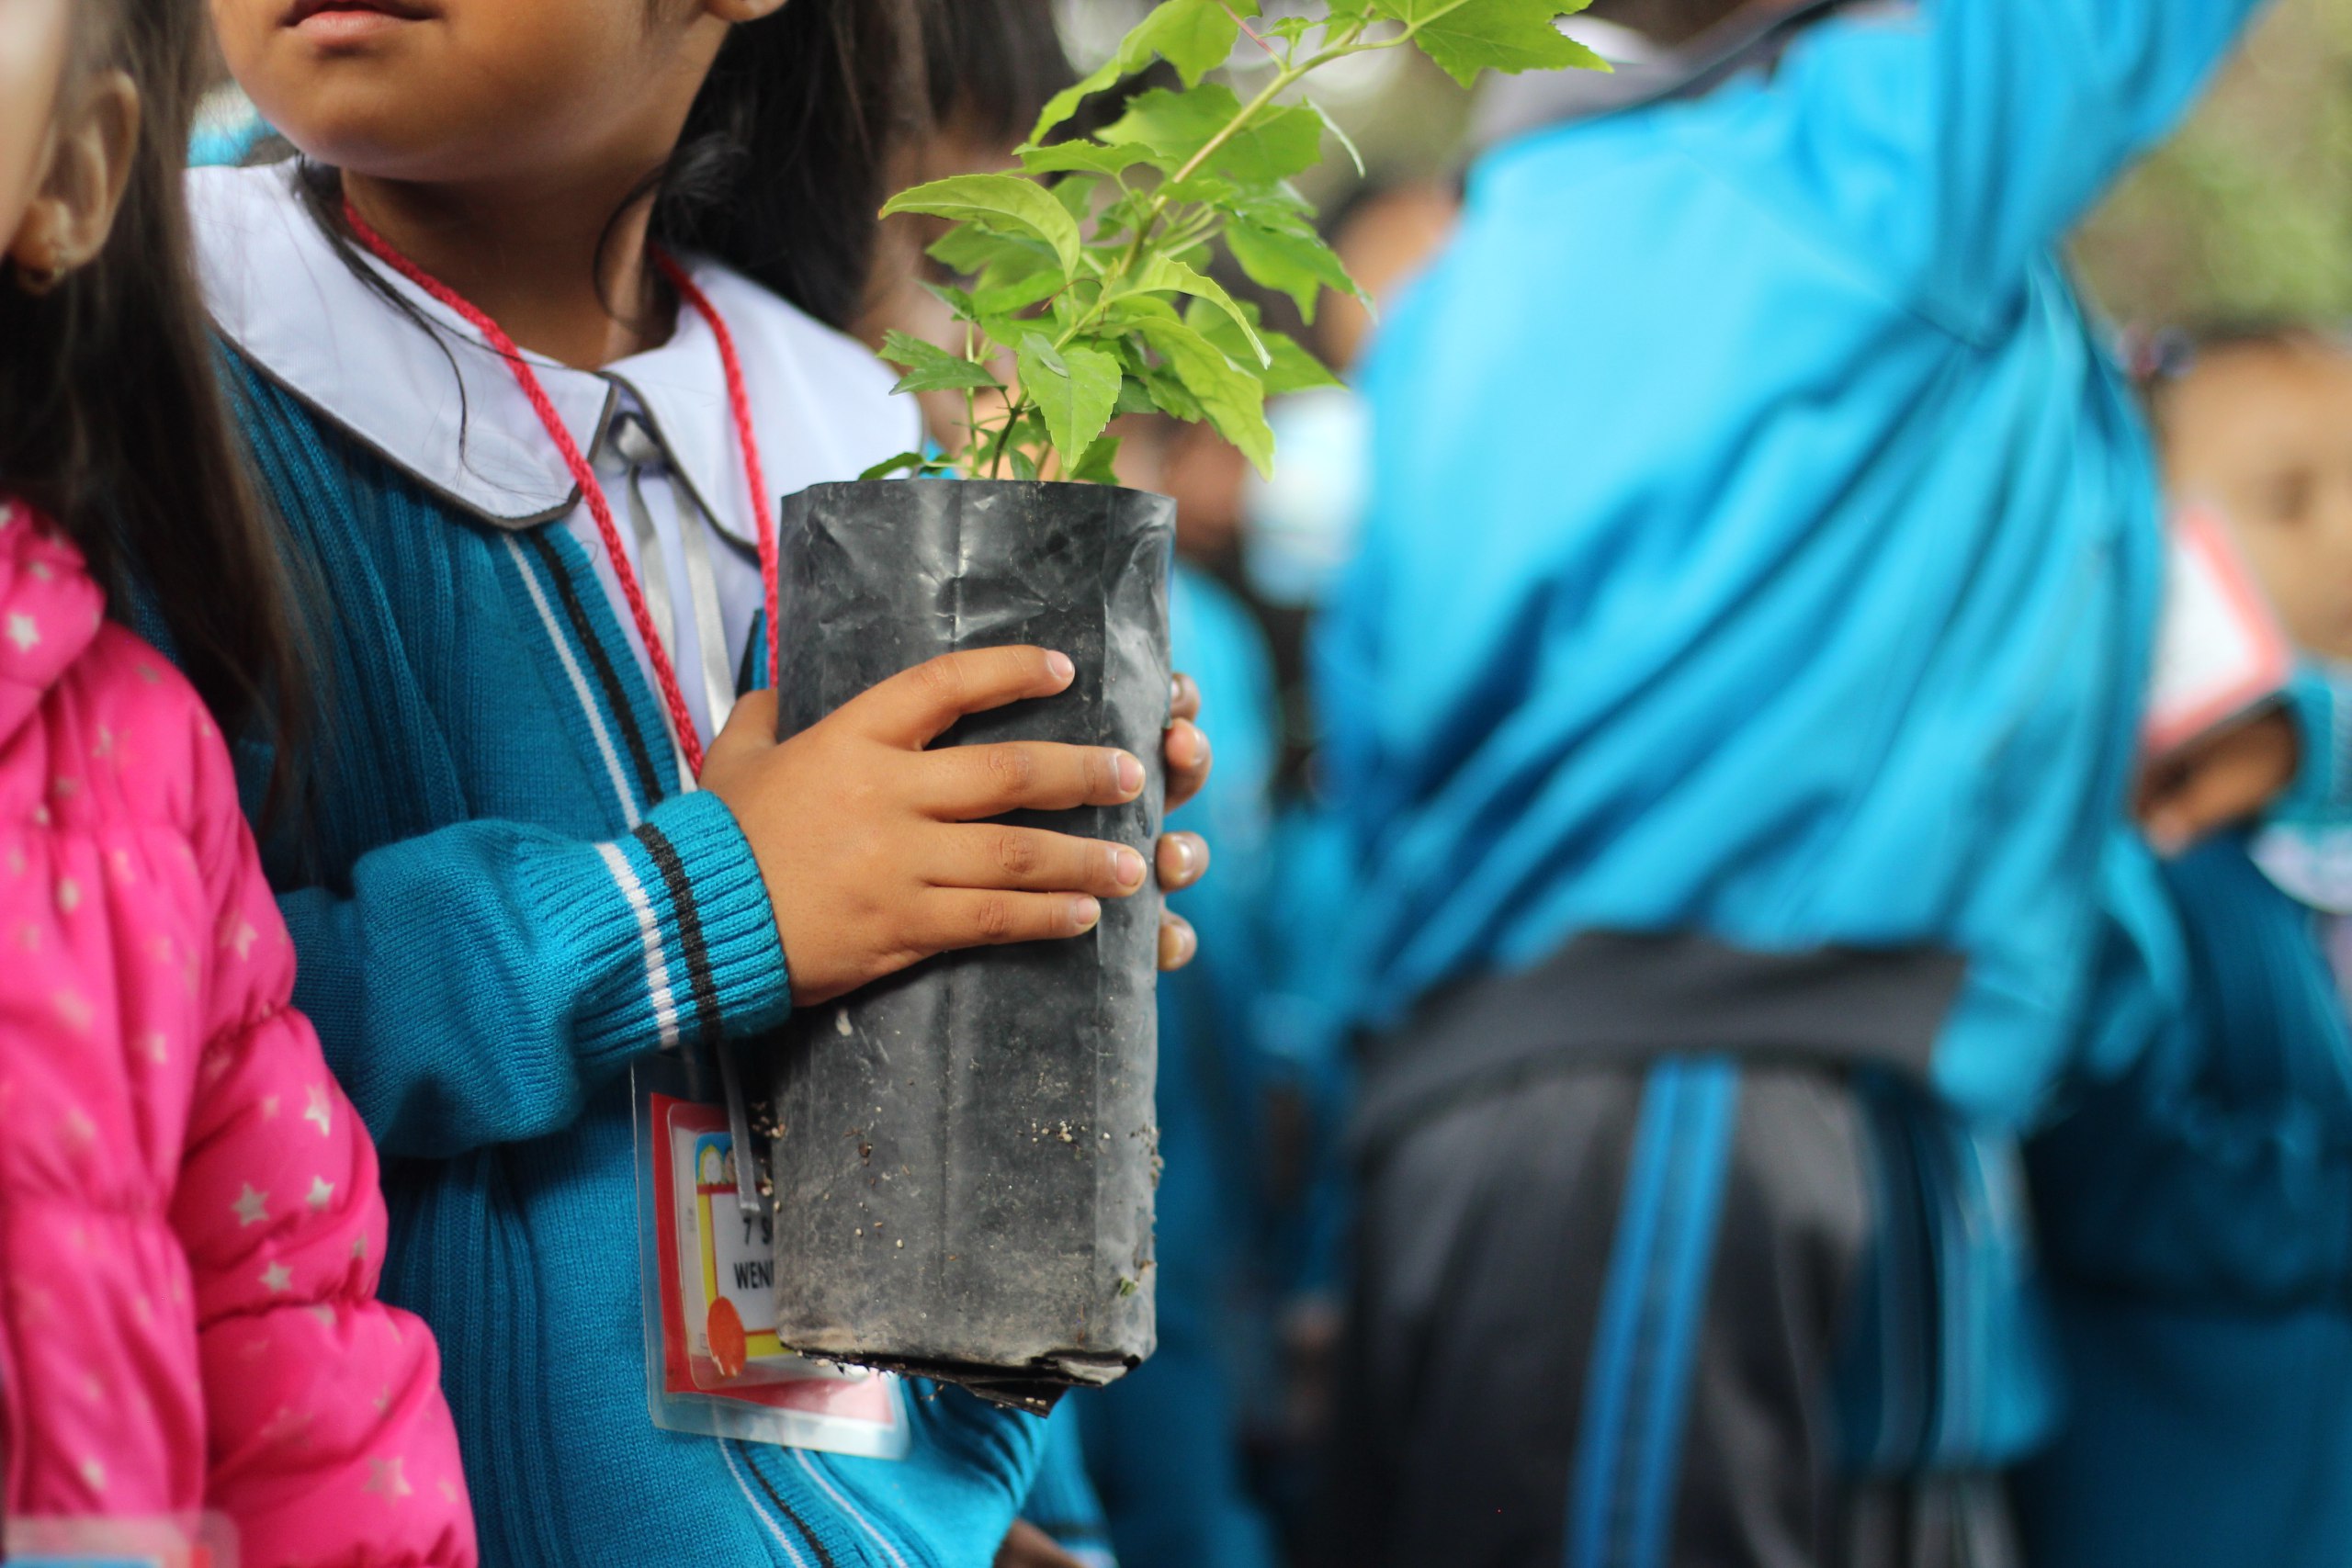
left=0, top=498, right=477, bottom=1565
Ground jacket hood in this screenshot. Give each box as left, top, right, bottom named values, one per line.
left=0, top=498, right=106, bottom=743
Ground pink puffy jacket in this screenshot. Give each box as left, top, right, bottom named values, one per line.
left=0, top=497, right=475, bottom=1566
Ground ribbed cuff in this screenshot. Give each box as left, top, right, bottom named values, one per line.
left=632, top=790, right=794, bottom=1041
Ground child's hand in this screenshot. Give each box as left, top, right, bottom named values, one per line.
left=2137, top=706, right=2301, bottom=855
left=994, top=1521, right=1086, bottom=1568
left=1160, top=669, right=1213, bottom=971
left=707, top=648, right=1209, bottom=1007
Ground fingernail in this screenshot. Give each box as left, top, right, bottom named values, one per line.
left=1167, top=836, right=1197, bottom=880
left=1161, top=919, right=1196, bottom=967
left=1170, top=676, right=1183, bottom=708
left=1046, top=651, right=1075, bottom=682
left=1112, top=846, right=1147, bottom=889
left=1072, top=896, right=1102, bottom=932
left=1114, top=753, right=1146, bottom=795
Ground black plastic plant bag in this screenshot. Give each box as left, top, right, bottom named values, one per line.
left=765, top=479, right=1173, bottom=1411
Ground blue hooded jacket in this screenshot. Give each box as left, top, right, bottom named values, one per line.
left=1318, top=0, right=2267, bottom=1128
left=2020, top=811, right=2352, bottom=1568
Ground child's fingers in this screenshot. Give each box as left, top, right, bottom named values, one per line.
left=920, top=888, right=1104, bottom=951
left=918, top=741, right=1145, bottom=818
left=1158, top=911, right=1199, bottom=971
left=850, top=648, right=1076, bottom=748
left=2139, top=708, right=2300, bottom=855
left=1158, top=831, right=1209, bottom=892
left=1163, top=719, right=1212, bottom=812
left=1170, top=671, right=1203, bottom=726
left=932, top=826, right=1148, bottom=897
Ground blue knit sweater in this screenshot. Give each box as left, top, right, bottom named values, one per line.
left=221, top=351, right=1045, bottom=1568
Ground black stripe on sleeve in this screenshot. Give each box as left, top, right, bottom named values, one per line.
left=633, top=820, right=726, bottom=1047
left=522, top=526, right=668, bottom=808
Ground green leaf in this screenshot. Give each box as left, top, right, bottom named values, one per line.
left=1029, top=0, right=1260, bottom=143
left=884, top=174, right=1082, bottom=276
left=1017, top=333, right=1123, bottom=471
left=859, top=451, right=930, bottom=481
left=926, top=224, right=1048, bottom=276
left=1187, top=309, right=1343, bottom=396
left=1011, top=448, right=1042, bottom=483
left=1226, top=216, right=1364, bottom=324
left=1308, top=99, right=1366, bottom=177
left=1101, top=85, right=1326, bottom=184
left=1376, top=0, right=1608, bottom=87
left=879, top=332, right=1005, bottom=395
left=1103, top=292, right=1183, bottom=329
left=1070, top=434, right=1125, bottom=486
left=970, top=268, right=1066, bottom=317
left=1019, top=141, right=1161, bottom=177
left=1140, top=364, right=1205, bottom=423
left=1131, top=255, right=1270, bottom=367
left=918, top=280, right=979, bottom=321
left=1114, top=376, right=1162, bottom=417
left=1136, top=318, right=1273, bottom=476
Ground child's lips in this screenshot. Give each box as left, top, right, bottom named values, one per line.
left=282, top=0, right=435, bottom=44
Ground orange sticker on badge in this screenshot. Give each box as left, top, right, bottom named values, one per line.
left=707, top=1296, right=748, bottom=1380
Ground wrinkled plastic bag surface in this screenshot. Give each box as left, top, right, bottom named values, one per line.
left=767, top=479, right=1174, bottom=1408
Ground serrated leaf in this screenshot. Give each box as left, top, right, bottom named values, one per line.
left=1136, top=318, right=1273, bottom=476
left=1378, top=0, right=1607, bottom=87
left=1101, top=85, right=1326, bottom=184
left=884, top=174, right=1082, bottom=276
left=859, top=450, right=929, bottom=481
left=1018, top=333, right=1123, bottom=473
left=1029, top=0, right=1261, bottom=143
left=1132, top=255, right=1269, bottom=367
left=1226, top=216, right=1364, bottom=324
left=880, top=332, right=1006, bottom=395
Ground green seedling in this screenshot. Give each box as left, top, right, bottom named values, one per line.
left=865, top=0, right=1607, bottom=484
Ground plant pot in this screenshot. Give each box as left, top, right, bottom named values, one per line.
left=764, top=479, right=1173, bottom=1411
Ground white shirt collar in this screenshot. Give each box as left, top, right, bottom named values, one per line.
left=190, top=161, right=919, bottom=539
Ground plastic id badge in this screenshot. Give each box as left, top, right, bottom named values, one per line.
left=632, top=1058, right=910, bottom=1459
left=2144, top=502, right=2294, bottom=759
left=5, top=1517, right=236, bottom=1567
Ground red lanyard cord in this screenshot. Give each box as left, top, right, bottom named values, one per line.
left=650, top=250, right=782, bottom=709
left=340, top=197, right=783, bottom=782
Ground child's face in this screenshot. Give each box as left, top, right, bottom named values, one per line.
left=209, top=0, right=730, bottom=189
left=2164, top=338, right=2352, bottom=665
left=0, top=0, right=73, bottom=251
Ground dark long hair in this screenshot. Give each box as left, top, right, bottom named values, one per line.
left=654, top=0, right=924, bottom=330
left=0, top=0, right=301, bottom=749
left=919, top=0, right=1073, bottom=141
